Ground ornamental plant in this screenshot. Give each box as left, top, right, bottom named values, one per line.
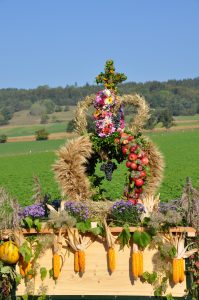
left=19, top=203, right=46, bottom=231
left=64, top=201, right=90, bottom=222
left=108, top=200, right=144, bottom=226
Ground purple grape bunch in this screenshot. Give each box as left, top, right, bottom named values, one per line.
left=19, top=203, right=45, bottom=219
left=64, top=201, right=90, bottom=222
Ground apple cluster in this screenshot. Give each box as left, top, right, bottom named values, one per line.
left=115, top=132, right=149, bottom=204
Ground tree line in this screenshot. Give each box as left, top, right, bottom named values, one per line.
left=0, top=77, right=199, bottom=125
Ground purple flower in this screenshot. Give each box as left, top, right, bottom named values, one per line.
left=65, top=201, right=90, bottom=222
left=19, top=204, right=45, bottom=219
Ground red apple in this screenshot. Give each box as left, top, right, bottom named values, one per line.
left=128, top=198, right=137, bottom=205
left=137, top=165, right=143, bottom=171
left=130, top=145, right=138, bottom=152
left=135, top=188, right=143, bottom=194
left=122, top=139, right=129, bottom=145
left=128, top=153, right=137, bottom=161
left=126, top=161, right=132, bottom=168
left=141, top=157, right=149, bottom=165
left=135, top=178, right=144, bottom=187
left=130, top=162, right=137, bottom=170
left=120, top=132, right=129, bottom=138
left=137, top=153, right=143, bottom=159
left=140, top=171, right=146, bottom=178
left=122, top=146, right=128, bottom=155
left=128, top=135, right=134, bottom=141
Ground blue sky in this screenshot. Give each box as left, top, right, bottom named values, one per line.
left=0, top=0, right=199, bottom=88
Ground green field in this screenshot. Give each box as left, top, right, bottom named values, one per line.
left=0, top=123, right=68, bottom=137
left=0, top=131, right=199, bottom=205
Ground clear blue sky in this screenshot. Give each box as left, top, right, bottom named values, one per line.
left=0, top=0, right=199, bottom=88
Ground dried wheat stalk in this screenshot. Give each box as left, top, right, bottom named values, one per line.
left=53, top=136, right=93, bottom=201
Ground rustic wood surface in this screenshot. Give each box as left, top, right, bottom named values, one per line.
left=16, top=238, right=187, bottom=297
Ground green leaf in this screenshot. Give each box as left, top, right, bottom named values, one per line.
left=40, top=267, right=47, bottom=281
left=19, top=242, right=32, bottom=263
left=118, top=225, right=131, bottom=249
left=133, top=231, right=151, bottom=249
left=34, top=218, right=42, bottom=231
left=76, top=219, right=91, bottom=233
left=49, top=268, right=53, bottom=278
left=24, top=216, right=33, bottom=228
left=15, top=274, right=22, bottom=286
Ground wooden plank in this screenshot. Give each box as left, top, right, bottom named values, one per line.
left=16, top=239, right=187, bottom=297
left=1, top=226, right=196, bottom=236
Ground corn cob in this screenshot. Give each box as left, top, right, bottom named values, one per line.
left=132, top=252, right=139, bottom=279
left=108, top=247, right=116, bottom=273
left=74, top=251, right=79, bottom=272
left=138, top=251, right=143, bottom=277
left=179, top=258, right=185, bottom=283
left=172, top=258, right=180, bottom=284
left=53, top=253, right=61, bottom=279
left=78, top=250, right=85, bottom=273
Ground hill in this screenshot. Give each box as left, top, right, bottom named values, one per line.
left=0, top=77, right=199, bottom=125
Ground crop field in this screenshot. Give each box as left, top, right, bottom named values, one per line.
left=0, top=130, right=198, bottom=206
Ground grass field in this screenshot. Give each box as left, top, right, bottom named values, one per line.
left=0, top=113, right=198, bottom=138
left=0, top=130, right=198, bottom=206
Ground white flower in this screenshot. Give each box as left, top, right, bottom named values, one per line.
left=104, top=89, right=111, bottom=97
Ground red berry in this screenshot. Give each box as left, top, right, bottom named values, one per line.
left=135, top=178, right=144, bottom=187
left=135, top=188, right=143, bottom=194
left=137, top=165, right=143, bottom=171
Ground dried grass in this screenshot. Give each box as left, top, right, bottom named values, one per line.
left=74, top=94, right=95, bottom=135
left=144, top=137, right=164, bottom=196
left=118, top=94, right=150, bottom=134
left=53, top=135, right=93, bottom=201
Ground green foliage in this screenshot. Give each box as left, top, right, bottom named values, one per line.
left=40, top=114, right=49, bottom=124
left=35, top=129, right=49, bottom=141
left=118, top=225, right=131, bottom=249
left=40, top=267, right=47, bottom=281
left=0, top=131, right=199, bottom=204
left=19, top=242, right=32, bottom=263
left=76, top=219, right=104, bottom=236
left=0, top=134, right=7, bottom=143
left=0, top=260, right=20, bottom=299
left=142, top=271, right=157, bottom=284
left=133, top=231, right=151, bottom=249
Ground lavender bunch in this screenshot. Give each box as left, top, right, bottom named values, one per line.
left=19, top=203, right=45, bottom=219
left=108, top=200, right=142, bottom=226
left=64, top=201, right=90, bottom=222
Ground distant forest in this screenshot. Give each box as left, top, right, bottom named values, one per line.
left=0, top=77, right=199, bottom=125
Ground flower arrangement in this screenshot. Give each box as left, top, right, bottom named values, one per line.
left=93, top=89, right=125, bottom=137
left=19, top=204, right=45, bottom=219
left=108, top=200, right=144, bottom=226
left=64, top=201, right=90, bottom=222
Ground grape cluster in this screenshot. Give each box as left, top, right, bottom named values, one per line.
left=100, top=161, right=117, bottom=181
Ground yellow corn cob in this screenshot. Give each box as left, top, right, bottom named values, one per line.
left=138, top=251, right=143, bottom=277
left=108, top=247, right=116, bottom=273
left=172, top=258, right=180, bottom=284
left=53, top=253, right=61, bottom=279
left=74, top=251, right=79, bottom=272
left=179, top=258, right=185, bottom=283
left=78, top=250, right=85, bottom=273
left=132, top=252, right=139, bottom=279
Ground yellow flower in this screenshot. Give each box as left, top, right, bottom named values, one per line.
left=105, top=97, right=113, bottom=105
